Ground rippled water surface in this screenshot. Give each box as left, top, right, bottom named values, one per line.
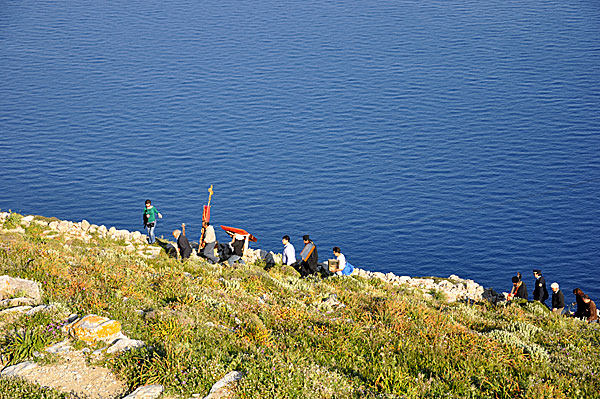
left=1, top=0, right=599, bottom=302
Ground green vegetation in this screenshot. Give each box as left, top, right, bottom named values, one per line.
left=0, top=213, right=599, bottom=398
left=0, top=378, right=70, bottom=399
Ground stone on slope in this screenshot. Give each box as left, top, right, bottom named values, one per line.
left=1, top=361, right=37, bottom=377
left=45, top=340, right=73, bottom=354
left=64, top=314, right=123, bottom=343
left=203, top=371, right=244, bottom=399
left=0, top=275, right=42, bottom=302
left=0, top=297, right=37, bottom=307
left=106, top=337, right=145, bottom=354
left=123, top=384, right=164, bottom=399
left=0, top=305, right=33, bottom=315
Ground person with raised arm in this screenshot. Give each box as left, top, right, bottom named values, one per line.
left=173, top=223, right=192, bottom=261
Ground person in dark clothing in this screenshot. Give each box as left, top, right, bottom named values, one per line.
left=172, top=223, right=192, bottom=261
left=508, top=274, right=527, bottom=301
left=572, top=288, right=586, bottom=318
left=532, top=269, right=549, bottom=305
left=227, top=233, right=247, bottom=266
left=582, top=295, right=598, bottom=323
left=550, top=282, right=565, bottom=314
left=293, top=235, right=319, bottom=277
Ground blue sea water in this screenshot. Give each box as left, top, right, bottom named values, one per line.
left=1, top=0, right=599, bottom=304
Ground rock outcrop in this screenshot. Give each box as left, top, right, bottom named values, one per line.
left=0, top=275, right=42, bottom=304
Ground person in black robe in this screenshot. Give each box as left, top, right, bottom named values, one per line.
left=293, top=235, right=319, bottom=277
left=173, top=224, right=192, bottom=261
left=532, top=269, right=549, bottom=305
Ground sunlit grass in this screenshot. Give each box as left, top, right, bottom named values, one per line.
left=0, top=213, right=599, bottom=398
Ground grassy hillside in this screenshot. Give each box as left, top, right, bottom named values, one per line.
left=0, top=213, right=599, bottom=398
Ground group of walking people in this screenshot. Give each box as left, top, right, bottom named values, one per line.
left=142, top=200, right=354, bottom=276
left=508, top=269, right=598, bottom=322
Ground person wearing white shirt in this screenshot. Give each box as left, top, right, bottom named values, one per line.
left=281, top=235, right=296, bottom=265
left=331, top=246, right=354, bottom=276
left=332, top=246, right=346, bottom=275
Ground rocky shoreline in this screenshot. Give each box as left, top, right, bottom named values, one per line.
left=0, top=211, right=501, bottom=304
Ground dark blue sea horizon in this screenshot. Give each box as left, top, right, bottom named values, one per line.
left=1, top=0, right=599, bottom=303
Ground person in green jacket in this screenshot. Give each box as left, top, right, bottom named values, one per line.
left=143, top=199, right=162, bottom=244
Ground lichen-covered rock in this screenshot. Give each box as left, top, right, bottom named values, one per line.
left=65, top=314, right=123, bottom=343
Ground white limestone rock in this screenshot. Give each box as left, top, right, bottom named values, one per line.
left=0, top=305, right=33, bottom=315
left=45, top=340, right=73, bottom=354
left=0, top=275, right=42, bottom=302
left=203, top=371, right=244, bottom=399
left=106, top=337, right=145, bottom=354
left=1, top=361, right=37, bottom=377
left=0, top=297, right=37, bottom=307
left=372, top=272, right=387, bottom=281
left=123, top=384, right=164, bottom=399
left=57, top=220, right=70, bottom=232
left=115, top=229, right=130, bottom=240
left=26, top=304, right=55, bottom=315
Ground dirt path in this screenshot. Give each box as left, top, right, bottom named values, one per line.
left=20, top=351, right=127, bottom=399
